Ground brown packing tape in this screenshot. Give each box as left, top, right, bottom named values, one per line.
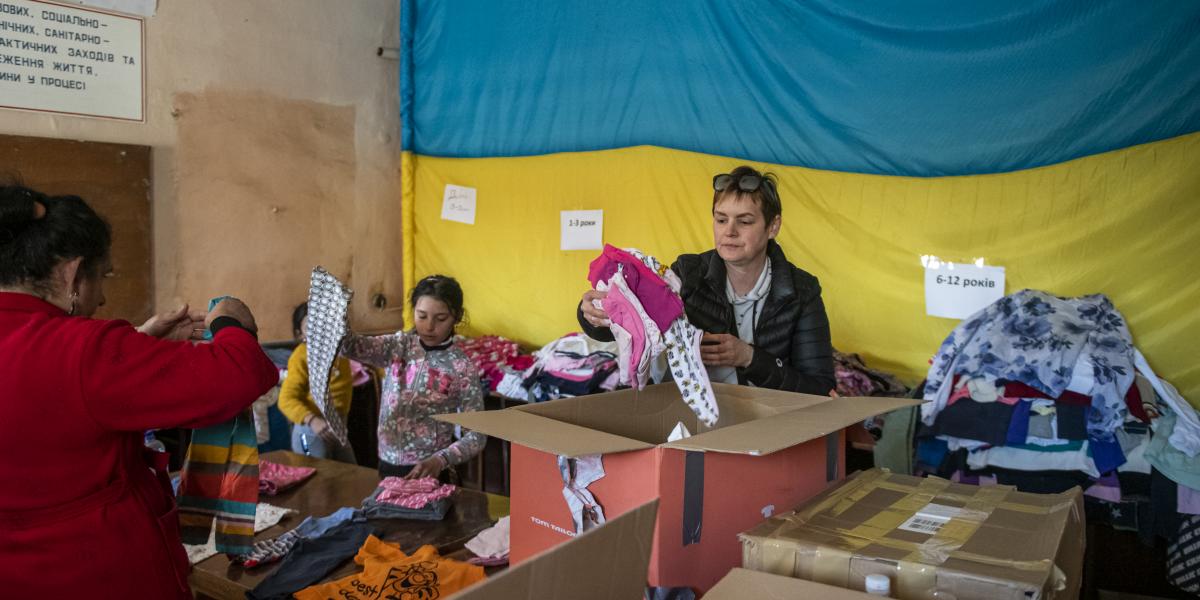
left=812, top=546, right=856, bottom=589
left=903, top=487, right=1008, bottom=566
left=869, top=478, right=1070, bottom=516
left=845, top=476, right=955, bottom=541
left=802, top=469, right=891, bottom=521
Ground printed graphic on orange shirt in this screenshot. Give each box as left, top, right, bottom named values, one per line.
left=381, top=561, right=440, bottom=599
left=330, top=562, right=442, bottom=600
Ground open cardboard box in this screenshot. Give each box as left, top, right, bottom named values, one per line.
left=448, top=499, right=658, bottom=600
left=440, top=382, right=919, bottom=592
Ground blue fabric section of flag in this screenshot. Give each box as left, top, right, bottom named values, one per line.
left=402, top=0, right=1200, bottom=176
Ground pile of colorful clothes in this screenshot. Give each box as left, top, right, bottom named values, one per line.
left=833, top=350, right=909, bottom=398
left=914, top=289, right=1200, bottom=592
left=585, top=245, right=718, bottom=426
left=242, top=510, right=485, bottom=599
left=514, top=333, right=621, bottom=402
left=457, top=334, right=534, bottom=394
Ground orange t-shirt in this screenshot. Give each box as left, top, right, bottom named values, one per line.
left=295, top=536, right=486, bottom=600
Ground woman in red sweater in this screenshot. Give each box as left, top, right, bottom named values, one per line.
left=0, top=185, right=279, bottom=598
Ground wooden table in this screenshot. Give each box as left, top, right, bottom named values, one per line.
left=190, top=450, right=505, bottom=600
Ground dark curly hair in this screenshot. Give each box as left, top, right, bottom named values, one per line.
left=410, top=274, right=465, bottom=323
left=0, top=183, right=111, bottom=297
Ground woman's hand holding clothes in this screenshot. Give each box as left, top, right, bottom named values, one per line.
left=579, top=289, right=610, bottom=327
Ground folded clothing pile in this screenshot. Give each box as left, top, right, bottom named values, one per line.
left=361, top=476, right=456, bottom=520
left=518, top=332, right=620, bottom=402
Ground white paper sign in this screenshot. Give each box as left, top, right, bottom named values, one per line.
left=560, top=209, right=603, bottom=251
left=440, top=184, right=476, bottom=224
left=924, top=260, right=1005, bottom=319
left=0, top=0, right=144, bottom=120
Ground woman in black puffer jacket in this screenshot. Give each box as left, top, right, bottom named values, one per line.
left=578, top=165, right=835, bottom=395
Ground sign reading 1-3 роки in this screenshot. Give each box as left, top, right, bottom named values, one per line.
left=0, top=0, right=143, bottom=121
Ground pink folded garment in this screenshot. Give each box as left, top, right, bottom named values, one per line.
left=376, top=476, right=456, bottom=509
left=258, top=460, right=317, bottom=496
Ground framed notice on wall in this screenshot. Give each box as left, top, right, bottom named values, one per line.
left=0, top=0, right=144, bottom=121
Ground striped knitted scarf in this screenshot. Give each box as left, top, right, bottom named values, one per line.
left=177, top=409, right=260, bottom=554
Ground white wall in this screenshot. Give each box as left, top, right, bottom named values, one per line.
left=0, top=0, right=403, bottom=340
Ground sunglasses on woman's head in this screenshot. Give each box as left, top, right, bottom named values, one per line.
left=713, top=173, right=777, bottom=198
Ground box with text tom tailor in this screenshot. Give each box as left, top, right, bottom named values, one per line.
left=438, top=382, right=919, bottom=593
left=739, top=469, right=1085, bottom=600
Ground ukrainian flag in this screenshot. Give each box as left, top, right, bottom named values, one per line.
left=400, top=0, right=1200, bottom=405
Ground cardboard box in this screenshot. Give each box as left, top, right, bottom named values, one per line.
left=740, top=469, right=1085, bottom=600
left=440, top=382, right=918, bottom=592
left=448, top=499, right=658, bottom=600
left=707, top=568, right=879, bottom=599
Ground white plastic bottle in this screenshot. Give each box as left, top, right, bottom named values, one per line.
left=865, top=574, right=892, bottom=597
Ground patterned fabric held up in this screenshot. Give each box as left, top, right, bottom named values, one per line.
left=305, top=267, right=353, bottom=446
left=923, top=289, right=1135, bottom=442
left=341, top=331, right=485, bottom=467
left=375, top=476, right=457, bottom=509
left=177, top=409, right=260, bottom=555
left=664, top=319, right=718, bottom=426
left=258, top=460, right=316, bottom=496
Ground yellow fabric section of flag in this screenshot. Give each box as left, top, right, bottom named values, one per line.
left=408, top=132, right=1200, bottom=406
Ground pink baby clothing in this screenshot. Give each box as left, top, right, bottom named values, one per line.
left=376, top=477, right=456, bottom=509
left=590, top=247, right=718, bottom=426
left=601, top=279, right=649, bottom=388
left=608, top=271, right=663, bottom=388
left=258, top=460, right=317, bottom=496
left=589, top=245, right=683, bottom=332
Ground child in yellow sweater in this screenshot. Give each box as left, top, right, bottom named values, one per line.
left=277, top=302, right=356, bottom=462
